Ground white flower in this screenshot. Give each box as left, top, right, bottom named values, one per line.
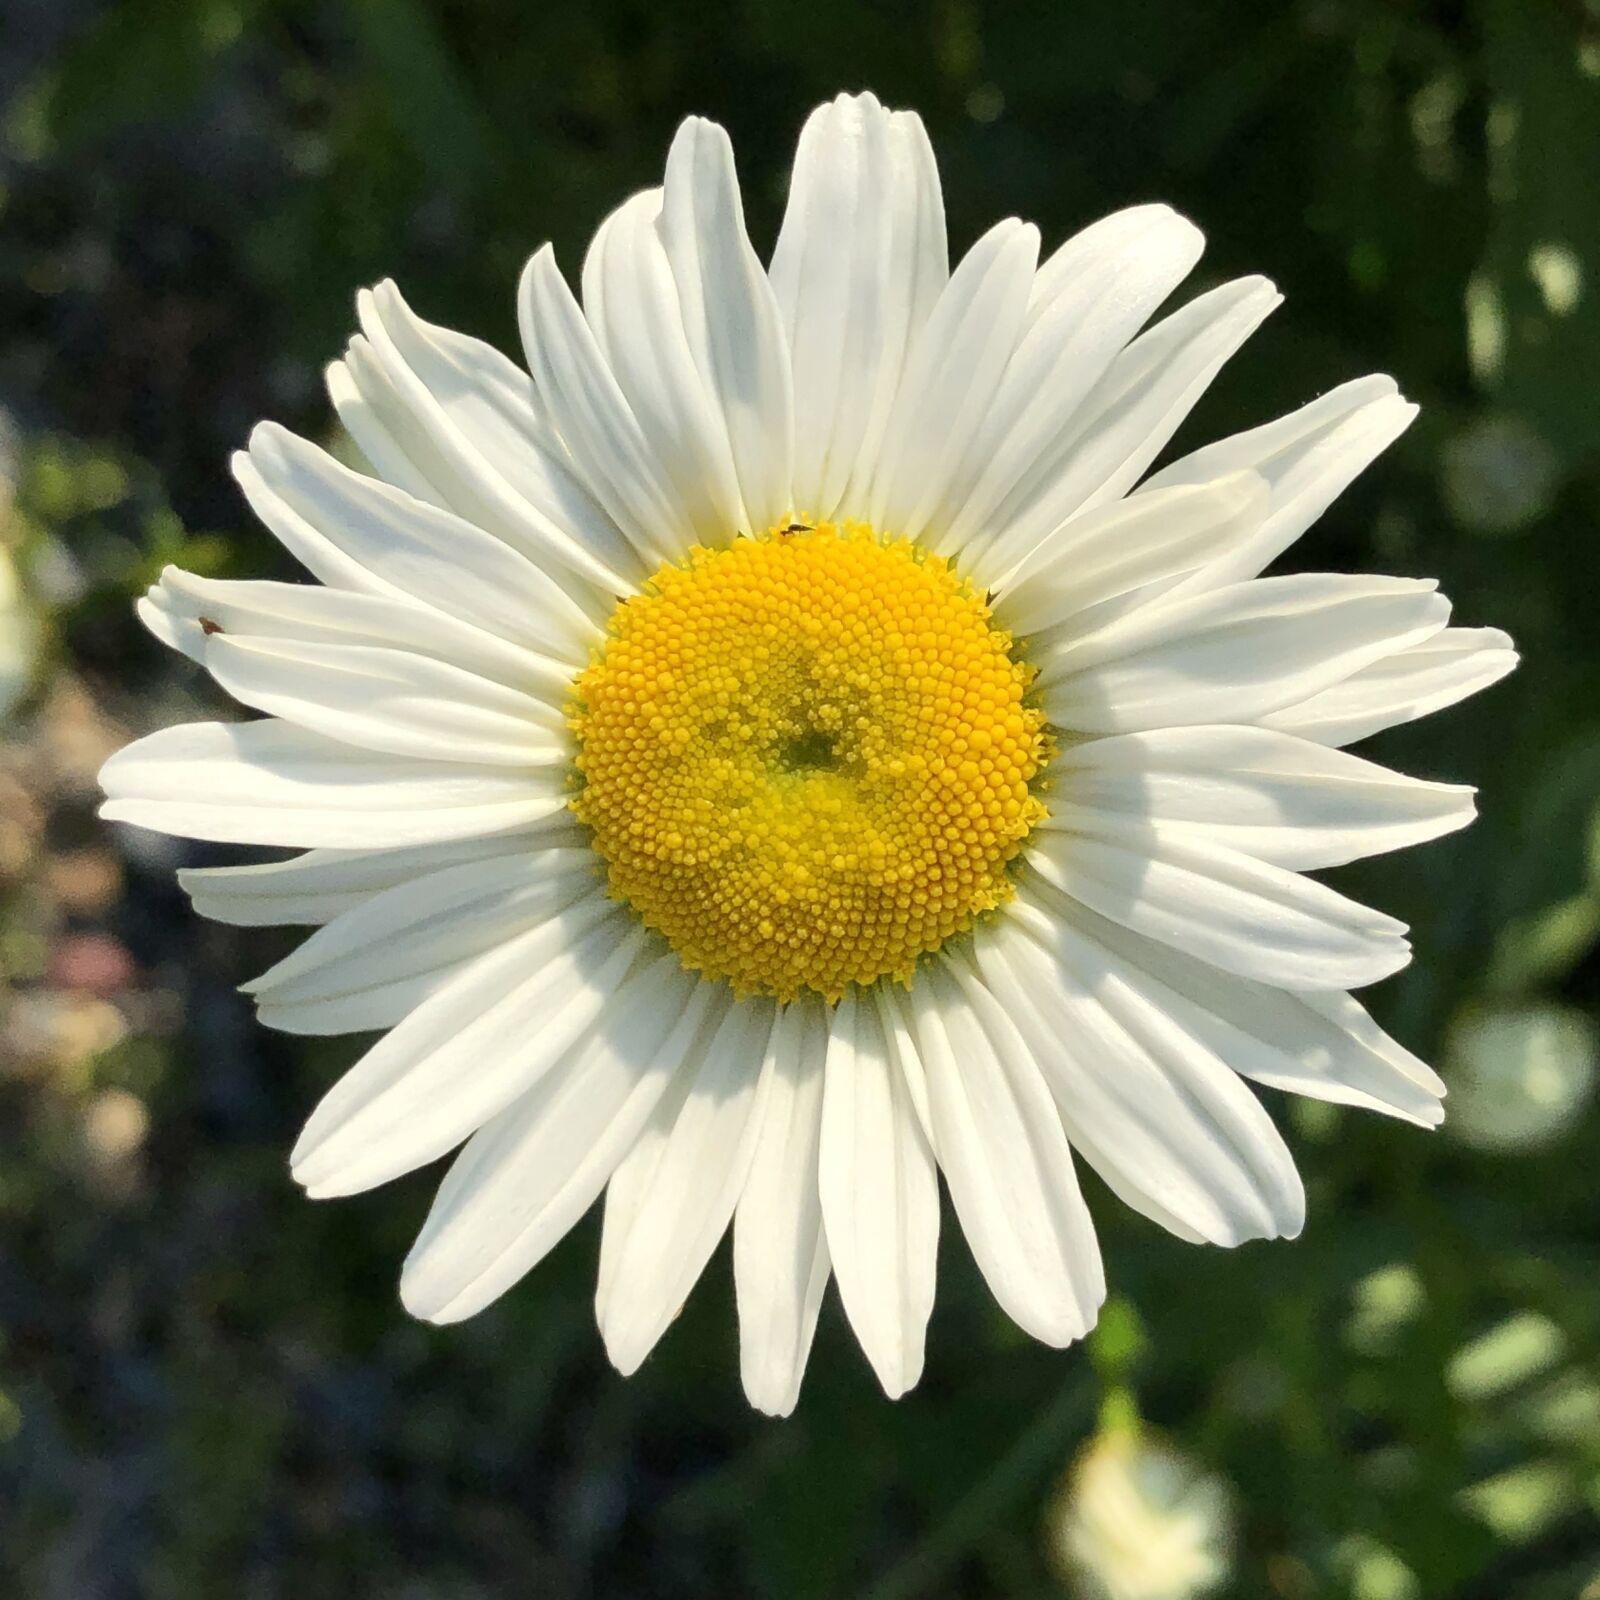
left=0, top=543, right=39, bottom=723
left=1047, top=1431, right=1233, bottom=1600
left=100, top=91, right=1517, bottom=1415
left=1444, top=1003, right=1596, bottom=1151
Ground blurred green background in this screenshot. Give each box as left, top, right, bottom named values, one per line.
left=2, top=1, right=1598, bottom=1596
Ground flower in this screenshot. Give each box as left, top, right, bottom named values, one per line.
left=100, top=91, right=1516, bottom=1414
left=0, top=542, right=39, bottom=723
left=1444, top=1002, right=1596, bottom=1152
left=1046, top=1430, right=1233, bottom=1600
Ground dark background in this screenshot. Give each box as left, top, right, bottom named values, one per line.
left=2, top=1, right=1598, bottom=1595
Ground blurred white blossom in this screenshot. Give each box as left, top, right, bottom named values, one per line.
left=0, top=543, right=39, bottom=722
left=1445, top=1003, right=1596, bottom=1151
left=1047, top=1431, right=1232, bottom=1600
left=79, top=1086, right=151, bottom=1197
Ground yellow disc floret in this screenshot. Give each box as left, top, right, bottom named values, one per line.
left=569, top=523, right=1049, bottom=1001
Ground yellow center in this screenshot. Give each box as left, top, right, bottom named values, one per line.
left=568, top=523, right=1049, bottom=1001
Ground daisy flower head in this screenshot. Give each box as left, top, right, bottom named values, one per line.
left=101, top=91, right=1517, bottom=1415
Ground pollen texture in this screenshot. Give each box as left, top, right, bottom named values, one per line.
left=569, top=524, right=1049, bottom=1001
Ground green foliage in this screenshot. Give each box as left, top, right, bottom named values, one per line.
left=1, top=1, right=1597, bottom=1596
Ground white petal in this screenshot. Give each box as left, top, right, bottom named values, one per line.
left=201, top=634, right=567, bottom=766
left=770, top=92, right=947, bottom=520
left=1140, top=375, right=1417, bottom=592
left=733, top=995, right=831, bottom=1416
left=246, top=849, right=599, bottom=1037
left=899, top=967, right=1103, bottom=1344
left=517, top=245, right=689, bottom=565
left=660, top=117, right=794, bottom=532
left=932, top=204, right=1204, bottom=558
left=178, top=831, right=567, bottom=928
left=1015, top=883, right=1444, bottom=1126
left=340, top=310, right=622, bottom=604
left=868, top=218, right=1040, bottom=542
left=139, top=566, right=573, bottom=705
left=597, top=993, right=777, bottom=1376
left=1048, top=725, right=1476, bottom=869
left=581, top=189, right=745, bottom=542
left=817, top=988, right=939, bottom=1399
left=334, top=333, right=611, bottom=607
left=233, top=423, right=596, bottom=660
left=348, top=280, right=641, bottom=596
left=290, top=899, right=644, bottom=1197
left=1040, top=573, right=1451, bottom=733
left=99, top=720, right=565, bottom=849
left=969, top=913, right=1306, bottom=1245
left=325, top=354, right=448, bottom=508
left=975, top=276, right=1282, bottom=582
left=1026, top=818, right=1412, bottom=990
left=1291, top=990, right=1446, bottom=1120
left=992, top=471, right=1268, bottom=637
left=869, top=982, right=935, bottom=1147
left=1262, top=626, right=1519, bottom=747
left=400, top=952, right=715, bottom=1323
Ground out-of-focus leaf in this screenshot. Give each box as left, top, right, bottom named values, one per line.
left=1489, top=894, right=1600, bottom=995
left=342, top=0, right=501, bottom=195
left=13, top=0, right=249, bottom=151
left=1493, top=728, right=1600, bottom=927
left=1448, top=1311, right=1565, bottom=1402
left=1459, top=1458, right=1579, bottom=1543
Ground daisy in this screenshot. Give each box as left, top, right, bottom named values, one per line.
left=101, top=92, right=1517, bottom=1415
